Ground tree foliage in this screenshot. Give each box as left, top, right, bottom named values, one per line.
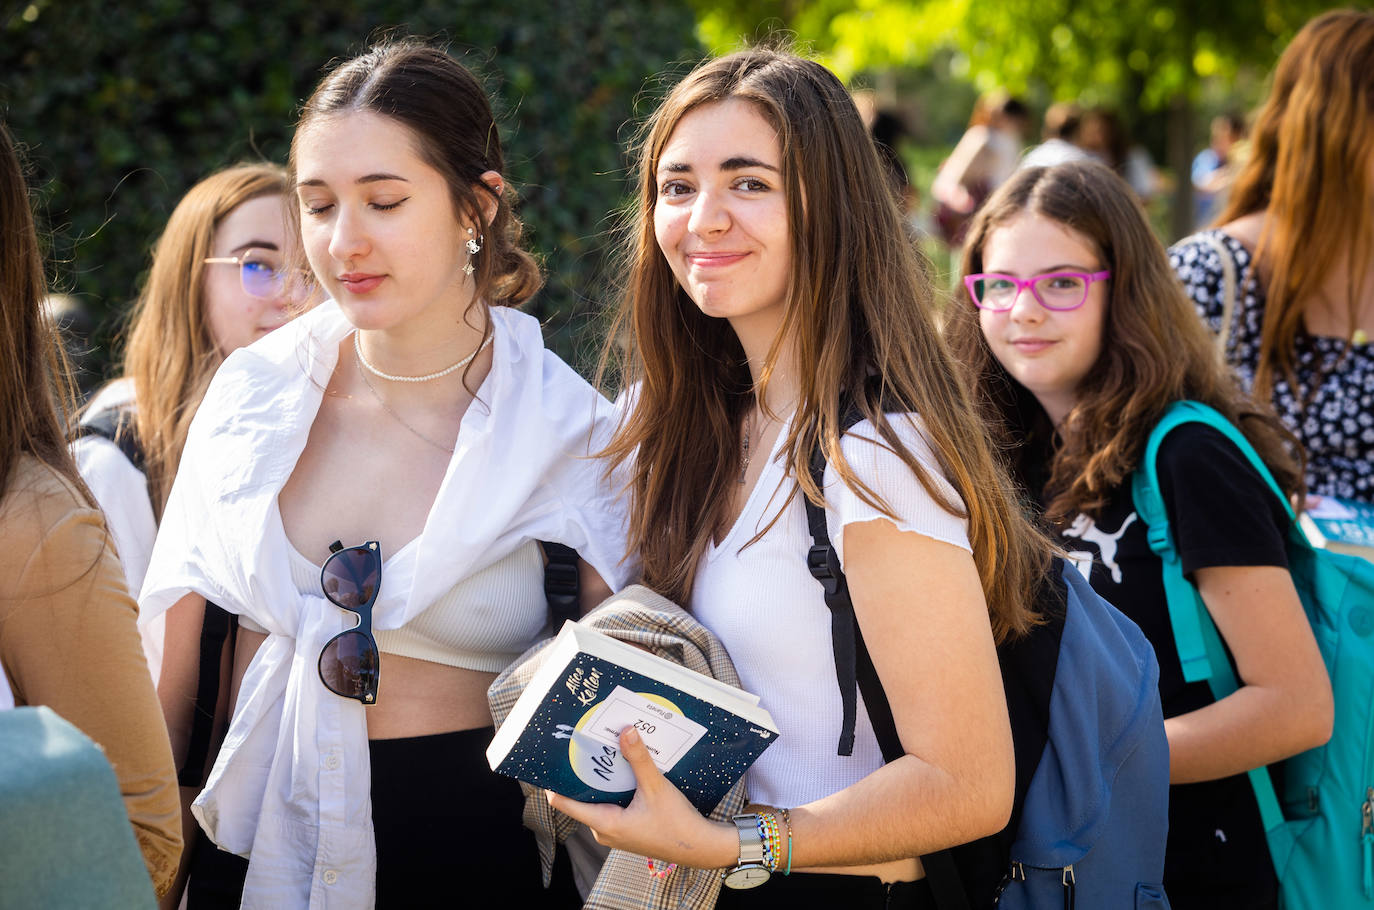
left=692, top=0, right=1345, bottom=108
left=1, top=0, right=702, bottom=374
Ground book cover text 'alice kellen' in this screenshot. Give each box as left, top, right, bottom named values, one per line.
left=487, top=622, right=779, bottom=815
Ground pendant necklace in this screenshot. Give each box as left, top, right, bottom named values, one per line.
left=738, top=414, right=752, bottom=484
left=356, top=351, right=457, bottom=454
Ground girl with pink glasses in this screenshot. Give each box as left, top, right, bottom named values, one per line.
left=947, top=159, right=1331, bottom=909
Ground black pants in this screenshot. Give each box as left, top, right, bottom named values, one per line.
left=188, top=727, right=580, bottom=908
left=714, top=872, right=937, bottom=909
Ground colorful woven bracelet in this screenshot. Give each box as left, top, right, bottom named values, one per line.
left=757, top=811, right=783, bottom=872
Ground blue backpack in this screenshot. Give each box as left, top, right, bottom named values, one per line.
left=806, top=417, right=1172, bottom=909
left=1133, top=400, right=1374, bottom=910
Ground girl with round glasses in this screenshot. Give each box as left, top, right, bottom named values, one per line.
left=74, top=162, right=296, bottom=676
left=947, top=159, right=1333, bottom=908
left=73, top=162, right=302, bottom=908
left=0, top=118, right=182, bottom=898
left=138, top=42, right=629, bottom=908
left=549, top=47, right=1057, bottom=909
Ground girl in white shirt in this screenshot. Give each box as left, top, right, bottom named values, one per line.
left=142, top=42, right=629, bottom=909
left=549, top=48, right=1055, bottom=908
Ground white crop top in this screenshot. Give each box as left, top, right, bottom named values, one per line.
left=240, top=538, right=547, bottom=672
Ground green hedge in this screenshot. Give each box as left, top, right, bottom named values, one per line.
left=1, top=0, right=702, bottom=375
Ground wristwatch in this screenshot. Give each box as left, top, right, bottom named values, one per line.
left=722, top=814, right=772, bottom=890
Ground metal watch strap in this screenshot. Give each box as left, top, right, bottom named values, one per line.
left=733, top=814, right=764, bottom=865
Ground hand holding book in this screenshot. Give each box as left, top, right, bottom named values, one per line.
left=486, top=621, right=778, bottom=813
left=545, top=726, right=740, bottom=870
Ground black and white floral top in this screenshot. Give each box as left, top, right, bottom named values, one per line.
left=1169, top=230, right=1374, bottom=502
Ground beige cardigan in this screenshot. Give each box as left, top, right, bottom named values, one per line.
left=0, top=455, right=182, bottom=896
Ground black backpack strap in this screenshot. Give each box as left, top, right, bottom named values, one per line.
left=177, top=603, right=237, bottom=787
left=804, top=439, right=866, bottom=758
left=542, top=541, right=581, bottom=630
left=803, top=403, right=974, bottom=910
left=74, top=407, right=147, bottom=475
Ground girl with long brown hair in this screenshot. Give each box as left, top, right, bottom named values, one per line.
left=73, top=162, right=306, bottom=908
left=0, top=118, right=182, bottom=897
left=74, top=163, right=294, bottom=680
left=1170, top=9, right=1374, bottom=502
left=947, top=159, right=1332, bottom=907
left=549, top=48, right=1054, bottom=908
left=139, top=41, right=627, bottom=908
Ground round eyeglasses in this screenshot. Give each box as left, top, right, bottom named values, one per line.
left=964, top=270, right=1111, bottom=312
left=204, top=249, right=316, bottom=301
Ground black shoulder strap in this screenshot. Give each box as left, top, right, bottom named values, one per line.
left=177, top=603, right=236, bottom=787
left=76, top=407, right=239, bottom=788
left=75, top=407, right=147, bottom=475
left=542, top=541, right=581, bottom=630
left=803, top=402, right=974, bottom=910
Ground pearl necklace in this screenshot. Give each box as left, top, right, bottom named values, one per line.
left=353, top=331, right=493, bottom=383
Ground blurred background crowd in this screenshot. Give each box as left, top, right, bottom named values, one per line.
left=1, top=0, right=1345, bottom=387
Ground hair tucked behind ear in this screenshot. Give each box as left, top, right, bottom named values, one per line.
left=288, top=40, right=542, bottom=318
left=947, top=160, right=1304, bottom=524
left=600, top=46, right=1053, bottom=644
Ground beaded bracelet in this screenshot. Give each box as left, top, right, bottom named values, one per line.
left=780, top=807, right=794, bottom=875
left=756, top=811, right=783, bottom=872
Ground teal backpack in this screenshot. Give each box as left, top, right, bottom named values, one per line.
left=1132, top=400, right=1374, bottom=909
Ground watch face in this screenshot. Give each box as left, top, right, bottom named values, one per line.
left=722, top=864, right=772, bottom=890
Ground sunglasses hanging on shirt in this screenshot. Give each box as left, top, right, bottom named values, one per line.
left=318, top=540, right=382, bottom=704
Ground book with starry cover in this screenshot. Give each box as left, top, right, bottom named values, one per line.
left=1300, top=496, right=1374, bottom=560
left=486, top=620, right=779, bottom=814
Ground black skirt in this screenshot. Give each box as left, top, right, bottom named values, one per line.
left=188, top=726, right=580, bottom=908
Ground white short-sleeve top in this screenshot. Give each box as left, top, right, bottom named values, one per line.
left=691, top=414, right=970, bottom=808
left=72, top=379, right=163, bottom=683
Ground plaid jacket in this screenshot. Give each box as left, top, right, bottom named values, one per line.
left=488, top=584, right=748, bottom=910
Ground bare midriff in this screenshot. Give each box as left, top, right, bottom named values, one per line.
left=229, top=627, right=499, bottom=740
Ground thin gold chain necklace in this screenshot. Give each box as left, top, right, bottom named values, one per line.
left=356, top=351, right=456, bottom=454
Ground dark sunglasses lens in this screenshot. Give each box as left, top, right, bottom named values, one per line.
left=322, top=547, right=380, bottom=609
left=318, top=630, right=379, bottom=700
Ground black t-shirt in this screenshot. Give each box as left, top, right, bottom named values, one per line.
left=1053, top=422, right=1289, bottom=908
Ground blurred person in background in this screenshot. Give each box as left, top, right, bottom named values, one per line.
left=1170, top=9, right=1374, bottom=502
left=0, top=117, right=182, bottom=899
left=932, top=91, right=1030, bottom=246
left=1077, top=106, right=1163, bottom=204
left=72, top=162, right=299, bottom=907
left=1019, top=101, right=1091, bottom=170
left=1191, top=112, right=1246, bottom=229
left=43, top=292, right=100, bottom=400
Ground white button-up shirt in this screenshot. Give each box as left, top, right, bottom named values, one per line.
left=140, top=300, right=631, bottom=909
